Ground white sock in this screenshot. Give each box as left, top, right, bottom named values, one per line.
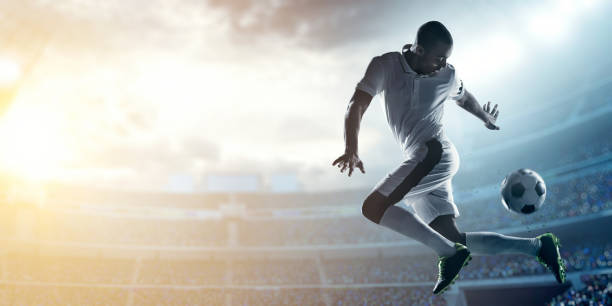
left=465, top=232, right=541, bottom=256
left=379, top=205, right=456, bottom=256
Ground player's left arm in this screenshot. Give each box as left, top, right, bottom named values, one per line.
left=455, top=89, right=500, bottom=130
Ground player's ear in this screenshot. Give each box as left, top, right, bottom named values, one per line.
left=413, top=44, right=425, bottom=56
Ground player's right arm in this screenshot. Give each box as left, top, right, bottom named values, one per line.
left=333, top=55, right=385, bottom=177
left=332, top=89, right=372, bottom=176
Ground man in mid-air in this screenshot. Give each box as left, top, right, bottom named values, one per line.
left=332, top=21, right=565, bottom=294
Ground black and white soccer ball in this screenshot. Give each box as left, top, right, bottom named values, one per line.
left=500, top=168, right=546, bottom=214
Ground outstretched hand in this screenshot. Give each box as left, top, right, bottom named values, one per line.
left=332, top=151, right=365, bottom=177
left=483, top=101, right=500, bottom=130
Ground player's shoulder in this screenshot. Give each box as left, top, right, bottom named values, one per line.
left=367, top=51, right=399, bottom=61
left=442, top=63, right=458, bottom=79
left=376, top=51, right=402, bottom=63
left=368, top=51, right=402, bottom=69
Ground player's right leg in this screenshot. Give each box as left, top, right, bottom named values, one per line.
left=362, top=139, right=470, bottom=294
left=362, top=139, right=459, bottom=256
left=362, top=191, right=470, bottom=295
left=362, top=190, right=457, bottom=256
left=429, top=214, right=466, bottom=245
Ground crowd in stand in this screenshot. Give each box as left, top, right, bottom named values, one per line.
left=5, top=254, right=135, bottom=284
left=563, top=240, right=612, bottom=273
left=0, top=161, right=607, bottom=249
left=457, top=169, right=612, bottom=231
left=323, top=253, right=553, bottom=284
left=0, top=287, right=448, bottom=305
left=0, top=286, right=129, bottom=305
left=232, top=289, right=325, bottom=306
left=232, top=259, right=320, bottom=285
left=239, top=218, right=406, bottom=246
left=48, top=167, right=611, bottom=248
left=454, top=131, right=611, bottom=191
left=5, top=277, right=612, bottom=306
left=323, top=256, right=437, bottom=284
left=327, top=287, right=446, bottom=306
left=136, top=259, right=227, bottom=285
left=5, top=170, right=608, bottom=248
left=34, top=214, right=228, bottom=246
left=0, top=140, right=607, bottom=304
left=236, top=169, right=611, bottom=246
left=131, top=289, right=227, bottom=305
left=0, top=232, right=609, bottom=304
left=548, top=273, right=612, bottom=306
left=1, top=240, right=609, bottom=287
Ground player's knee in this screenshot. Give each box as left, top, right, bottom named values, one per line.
left=362, top=191, right=390, bottom=224
left=361, top=200, right=383, bottom=224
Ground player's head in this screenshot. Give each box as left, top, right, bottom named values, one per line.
left=409, top=21, right=453, bottom=74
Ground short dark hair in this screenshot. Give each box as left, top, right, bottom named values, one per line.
left=416, top=21, right=453, bottom=51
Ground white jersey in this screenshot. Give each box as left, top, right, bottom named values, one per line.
left=356, top=47, right=465, bottom=158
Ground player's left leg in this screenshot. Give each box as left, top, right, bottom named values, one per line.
left=428, top=214, right=565, bottom=284
left=464, top=232, right=540, bottom=256
left=428, top=214, right=539, bottom=257
left=464, top=231, right=565, bottom=283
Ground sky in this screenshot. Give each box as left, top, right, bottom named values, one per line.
left=0, top=0, right=610, bottom=193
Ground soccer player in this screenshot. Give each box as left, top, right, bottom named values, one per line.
left=332, top=21, right=565, bottom=294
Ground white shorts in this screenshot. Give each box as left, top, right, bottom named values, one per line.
left=370, top=138, right=460, bottom=224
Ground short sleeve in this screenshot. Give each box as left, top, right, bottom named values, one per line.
left=356, top=56, right=385, bottom=97
left=448, top=70, right=465, bottom=101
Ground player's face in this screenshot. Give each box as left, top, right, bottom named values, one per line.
left=421, top=42, right=452, bottom=74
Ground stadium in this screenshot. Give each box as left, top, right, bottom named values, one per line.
left=0, top=81, right=610, bottom=304
left=0, top=1, right=611, bottom=305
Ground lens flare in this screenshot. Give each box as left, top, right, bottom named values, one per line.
left=0, top=59, right=21, bottom=85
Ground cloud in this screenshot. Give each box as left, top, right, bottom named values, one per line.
left=203, top=0, right=405, bottom=48
left=5, top=0, right=608, bottom=194
left=69, top=134, right=219, bottom=179
left=275, top=116, right=332, bottom=142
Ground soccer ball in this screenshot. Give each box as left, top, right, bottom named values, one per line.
left=500, top=168, right=546, bottom=214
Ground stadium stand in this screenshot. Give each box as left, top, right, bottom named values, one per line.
left=0, top=87, right=608, bottom=305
